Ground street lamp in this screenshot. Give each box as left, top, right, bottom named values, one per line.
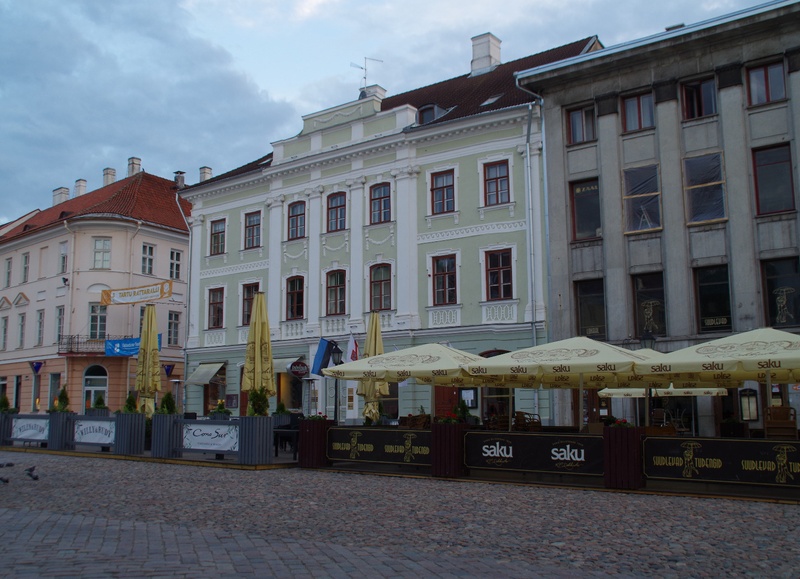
left=330, top=342, right=343, bottom=424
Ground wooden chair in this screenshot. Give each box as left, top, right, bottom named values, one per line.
left=765, top=406, right=798, bottom=439
left=651, top=408, right=667, bottom=426
left=513, top=411, right=543, bottom=432
left=486, top=415, right=511, bottom=431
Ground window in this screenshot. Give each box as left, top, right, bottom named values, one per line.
left=763, top=258, right=800, bottom=327
left=567, top=105, right=596, bottom=144
left=17, top=314, right=24, bottom=348
left=571, top=179, right=601, bottom=241
left=55, top=306, right=64, bottom=342
left=326, top=270, right=346, bottom=315
left=59, top=241, right=68, bottom=274
left=433, top=255, right=457, bottom=306
left=624, top=166, right=661, bottom=232
left=286, top=276, right=304, bottom=320
left=484, top=161, right=509, bottom=206
left=35, top=310, right=44, bottom=346
left=683, top=78, right=717, bottom=120
left=633, top=273, right=665, bottom=338
left=623, top=93, right=654, bottom=132
left=210, top=220, right=226, bottom=255
left=695, top=266, right=732, bottom=333
left=748, top=62, right=786, bottom=106
left=93, top=238, right=111, bottom=269
left=754, top=145, right=794, bottom=215
left=89, top=303, right=106, bottom=340
left=0, top=317, right=7, bottom=350
left=242, top=283, right=259, bottom=326
left=370, top=264, right=392, bottom=311
left=418, top=105, right=436, bottom=125
left=288, top=202, right=305, bottom=240
left=431, top=170, right=455, bottom=215
left=208, top=288, right=224, bottom=329
left=139, top=306, right=146, bottom=334
left=169, top=250, right=182, bottom=280
left=486, top=249, right=512, bottom=300
left=575, top=279, right=606, bottom=340
left=740, top=388, right=759, bottom=421
left=684, top=154, right=726, bottom=223
left=168, top=311, right=180, bottom=347
left=21, top=253, right=29, bottom=283
left=370, top=183, right=391, bottom=224
left=244, top=211, right=261, bottom=249
left=141, top=243, right=154, bottom=275
left=3, top=258, right=10, bottom=288
left=327, top=193, right=346, bottom=232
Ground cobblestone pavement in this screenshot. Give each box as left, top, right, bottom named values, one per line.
left=0, top=450, right=798, bottom=578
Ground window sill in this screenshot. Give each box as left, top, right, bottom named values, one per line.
left=624, top=228, right=662, bottom=238
left=425, top=211, right=460, bottom=228
left=755, top=210, right=797, bottom=222
left=681, top=113, right=719, bottom=125
left=565, top=139, right=598, bottom=148
left=478, top=202, right=515, bottom=221
left=686, top=219, right=728, bottom=230
left=747, top=98, right=788, bottom=110
left=621, top=127, right=655, bottom=137
left=570, top=238, right=603, bottom=248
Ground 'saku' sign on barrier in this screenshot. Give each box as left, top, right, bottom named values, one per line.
left=464, top=432, right=604, bottom=476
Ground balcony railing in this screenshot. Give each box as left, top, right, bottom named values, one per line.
left=58, top=335, right=132, bottom=355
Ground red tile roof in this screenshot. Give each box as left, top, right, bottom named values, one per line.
left=197, top=37, right=599, bottom=186
left=1, top=171, right=191, bottom=243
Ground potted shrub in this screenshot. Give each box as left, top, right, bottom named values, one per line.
left=209, top=399, right=232, bottom=420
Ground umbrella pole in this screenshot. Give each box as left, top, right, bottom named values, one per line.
left=578, top=374, right=584, bottom=432
left=508, top=389, right=513, bottom=432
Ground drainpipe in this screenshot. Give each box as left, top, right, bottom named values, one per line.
left=63, top=220, right=75, bottom=403
left=177, top=190, right=191, bottom=414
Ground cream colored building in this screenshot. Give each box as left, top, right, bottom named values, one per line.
left=0, top=158, right=190, bottom=413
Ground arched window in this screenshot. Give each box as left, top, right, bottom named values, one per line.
left=83, top=365, right=108, bottom=410
left=327, top=193, right=346, bottom=232
left=370, top=264, right=391, bottom=311
left=288, top=202, right=306, bottom=240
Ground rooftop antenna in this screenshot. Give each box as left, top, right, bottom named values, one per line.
left=350, top=57, right=383, bottom=97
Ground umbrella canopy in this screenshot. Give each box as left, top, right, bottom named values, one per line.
left=324, top=342, right=487, bottom=382
left=134, top=304, right=161, bottom=417
left=640, top=327, right=800, bottom=384
left=241, top=292, right=277, bottom=408
left=464, top=336, right=655, bottom=388
left=599, top=386, right=728, bottom=398
left=357, top=312, right=390, bottom=422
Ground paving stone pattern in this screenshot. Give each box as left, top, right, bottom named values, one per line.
left=0, top=451, right=797, bottom=578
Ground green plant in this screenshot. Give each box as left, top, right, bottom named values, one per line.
left=52, top=387, right=71, bottom=412
left=157, top=392, right=177, bottom=414
left=601, top=415, right=617, bottom=426
left=122, top=392, right=139, bottom=413
left=274, top=401, right=290, bottom=415
left=247, top=387, right=269, bottom=416
left=418, top=404, right=426, bottom=415
left=305, top=412, right=329, bottom=421
left=0, top=394, right=10, bottom=413
left=212, top=399, right=232, bottom=415
left=455, top=399, right=471, bottom=422
left=93, top=393, right=107, bottom=409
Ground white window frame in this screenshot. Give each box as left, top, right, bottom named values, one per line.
left=425, top=166, right=460, bottom=226
left=4, top=258, right=11, bottom=288
left=169, top=249, right=182, bottom=280
left=17, top=313, right=25, bottom=349
left=207, top=285, right=226, bottom=330
left=59, top=241, right=68, bottom=274
left=239, top=280, right=261, bottom=326
left=168, top=310, right=180, bottom=347
left=35, top=309, right=44, bottom=346
left=479, top=244, right=517, bottom=302
left=477, top=154, right=514, bottom=211
left=93, top=238, right=111, bottom=269
left=21, top=253, right=29, bottom=283
left=0, top=316, right=7, bottom=350
left=242, top=209, right=262, bottom=250
left=208, top=217, right=228, bottom=256
left=426, top=249, right=461, bottom=307
left=142, top=243, right=155, bottom=275
left=55, top=305, right=65, bottom=342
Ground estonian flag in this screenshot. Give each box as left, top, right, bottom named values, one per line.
left=311, top=338, right=334, bottom=376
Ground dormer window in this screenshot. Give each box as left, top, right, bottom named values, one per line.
left=480, top=94, right=503, bottom=107
left=417, top=104, right=448, bottom=125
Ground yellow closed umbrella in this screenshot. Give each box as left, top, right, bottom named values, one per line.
left=135, top=304, right=161, bottom=417
left=241, top=292, right=276, bottom=412
left=358, top=311, right=390, bottom=422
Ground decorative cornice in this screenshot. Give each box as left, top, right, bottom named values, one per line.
left=417, top=220, right=527, bottom=243
left=199, top=260, right=269, bottom=280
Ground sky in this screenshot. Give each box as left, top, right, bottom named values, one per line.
left=0, top=0, right=772, bottom=224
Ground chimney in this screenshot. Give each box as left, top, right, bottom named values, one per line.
left=362, top=85, right=386, bottom=100
left=52, top=187, right=70, bottom=206
left=174, top=171, right=186, bottom=189
left=103, top=167, right=116, bottom=186
left=199, top=166, right=213, bottom=182
left=127, top=157, right=142, bottom=177
left=74, top=179, right=87, bottom=197
left=470, top=33, right=501, bottom=76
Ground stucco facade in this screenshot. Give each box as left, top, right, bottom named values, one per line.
left=181, top=35, right=600, bottom=421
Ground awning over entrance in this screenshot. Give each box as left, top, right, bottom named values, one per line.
left=185, top=362, right=226, bottom=385
left=273, top=358, right=300, bottom=373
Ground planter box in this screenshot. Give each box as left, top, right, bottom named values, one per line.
left=84, top=408, right=110, bottom=417
left=0, top=413, right=13, bottom=445
left=114, top=413, right=146, bottom=456
left=209, top=412, right=231, bottom=420
left=48, top=412, right=75, bottom=450
left=431, top=422, right=470, bottom=478
left=239, top=416, right=275, bottom=465
left=151, top=414, right=182, bottom=458
left=603, top=426, right=644, bottom=490
left=298, top=419, right=333, bottom=468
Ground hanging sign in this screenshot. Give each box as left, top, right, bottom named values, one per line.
left=101, top=280, right=172, bottom=305
left=105, top=334, right=162, bottom=356
left=289, top=360, right=310, bottom=378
